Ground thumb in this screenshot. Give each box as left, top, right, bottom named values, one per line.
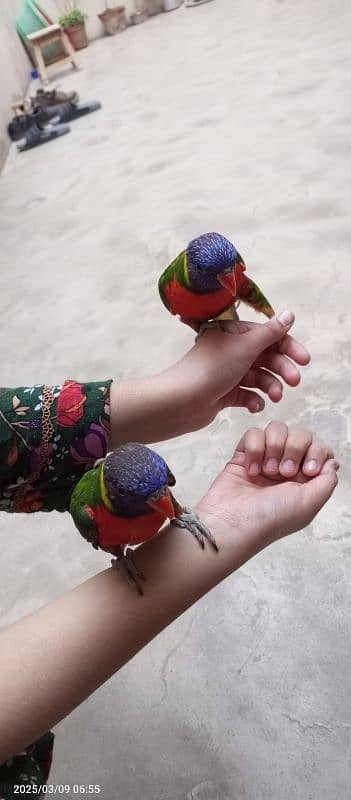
left=243, top=310, right=295, bottom=360
left=300, top=458, right=339, bottom=522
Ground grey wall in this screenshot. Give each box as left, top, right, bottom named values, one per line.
left=0, top=1, right=31, bottom=168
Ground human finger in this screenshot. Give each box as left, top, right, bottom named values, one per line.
left=262, top=421, right=289, bottom=477
left=241, top=368, right=283, bottom=402
left=302, top=439, right=334, bottom=477
left=235, top=427, right=266, bottom=477
left=242, top=311, right=295, bottom=365
left=223, top=387, right=265, bottom=414
left=277, top=334, right=311, bottom=365
left=279, top=428, right=313, bottom=478
left=255, top=351, right=301, bottom=386
left=299, top=458, right=339, bottom=521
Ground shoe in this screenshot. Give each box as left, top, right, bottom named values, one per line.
left=31, top=87, right=79, bottom=108
left=7, top=108, right=60, bottom=142
left=16, top=123, right=70, bottom=152
left=185, top=0, right=214, bottom=6
left=8, top=114, right=36, bottom=142
left=41, top=100, right=102, bottom=124
left=30, top=106, right=61, bottom=126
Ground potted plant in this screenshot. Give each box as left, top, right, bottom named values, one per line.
left=98, top=3, right=127, bottom=35
left=59, top=2, right=88, bottom=50
left=145, top=0, right=164, bottom=14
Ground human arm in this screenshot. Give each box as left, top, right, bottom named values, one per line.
left=0, top=313, right=308, bottom=514
left=110, top=311, right=310, bottom=446
left=0, top=425, right=338, bottom=763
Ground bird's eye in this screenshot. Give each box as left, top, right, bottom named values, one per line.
left=119, top=488, right=126, bottom=496
left=198, top=266, right=204, bottom=272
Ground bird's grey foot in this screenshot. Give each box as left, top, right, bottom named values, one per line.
left=111, top=547, right=146, bottom=595
left=171, top=507, right=218, bottom=552
left=195, top=320, right=224, bottom=342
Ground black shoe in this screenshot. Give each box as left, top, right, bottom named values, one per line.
left=17, top=123, right=70, bottom=152
left=8, top=114, right=34, bottom=142
left=44, top=100, right=102, bottom=123
left=30, top=106, right=61, bottom=126
left=7, top=108, right=59, bottom=142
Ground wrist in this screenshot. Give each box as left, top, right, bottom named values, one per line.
left=110, top=373, right=189, bottom=447
left=195, top=500, right=273, bottom=566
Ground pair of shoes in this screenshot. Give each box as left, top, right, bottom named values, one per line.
left=7, top=89, right=102, bottom=152
left=33, top=99, right=102, bottom=124
left=30, top=87, right=101, bottom=125
left=7, top=110, right=69, bottom=151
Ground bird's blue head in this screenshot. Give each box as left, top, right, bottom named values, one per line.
left=102, top=443, right=176, bottom=519
left=186, top=232, right=246, bottom=294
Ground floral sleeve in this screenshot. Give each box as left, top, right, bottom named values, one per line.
left=0, top=379, right=112, bottom=513
left=0, top=733, right=54, bottom=800
left=0, top=381, right=112, bottom=796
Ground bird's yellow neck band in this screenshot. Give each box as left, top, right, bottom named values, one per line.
left=183, top=252, right=191, bottom=287
left=100, top=466, right=113, bottom=511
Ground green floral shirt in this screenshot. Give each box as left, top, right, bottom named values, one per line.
left=0, top=379, right=112, bottom=798
left=0, top=379, right=112, bottom=513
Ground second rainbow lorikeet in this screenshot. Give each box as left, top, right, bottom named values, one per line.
left=158, top=232, right=274, bottom=329
left=69, top=443, right=217, bottom=594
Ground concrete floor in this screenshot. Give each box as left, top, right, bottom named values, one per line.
left=1, top=0, right=351, bottom=797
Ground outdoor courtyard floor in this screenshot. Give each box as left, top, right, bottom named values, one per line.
left=0, top=1, right=351, bottom=797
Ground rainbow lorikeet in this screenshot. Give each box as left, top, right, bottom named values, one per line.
left=69, top=443, right=217, bottom=593
left=158, top=232, right=274, bottom=329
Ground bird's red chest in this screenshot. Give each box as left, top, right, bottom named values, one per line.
left=164, top=276, right=234, bottom=322
left=93, top=504, right=166, bottom=549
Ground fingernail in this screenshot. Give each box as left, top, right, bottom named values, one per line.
left=305, top=459, right=318, bottom=473
left=249, top=463, right=260, bottom=476
left=233, top=450, right=245, bottom=463
left=265, top=458, right=278, bottom=472
left=277, top=310, right=294, bottom=327
left=250, top=401, right=261, bottom=414
left=282, top=459, right=296, bottom=473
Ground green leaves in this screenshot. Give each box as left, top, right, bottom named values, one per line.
left=59, top=8, right=87, bottom=27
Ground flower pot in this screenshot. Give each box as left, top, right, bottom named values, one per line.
left=145, top=0, right=164, bottom=14
left=64, top=21, right=88, bottom=50
left=163, top=0, right=180, bottom=9
left=98, top=6, right=127, bottom=35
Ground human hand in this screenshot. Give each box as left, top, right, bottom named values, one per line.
left=166, top=311, right=310, bottom=433
left=197, top=422, right=339, bottom=548
left=110, top=312, right=310, bottom=447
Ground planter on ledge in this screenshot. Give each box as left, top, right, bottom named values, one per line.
left=64, top=22, right=88, bottom=49
left=59, top=10, right=89, bottom=50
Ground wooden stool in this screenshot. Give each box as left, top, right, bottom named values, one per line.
left=27, top=24, right=78, bottom=84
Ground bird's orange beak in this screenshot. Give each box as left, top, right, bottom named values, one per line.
left=147, top=488, right=175, bottom=520
left=217, top=258, right=246, bottom=296
left=217, top=267, right=237, bottom=296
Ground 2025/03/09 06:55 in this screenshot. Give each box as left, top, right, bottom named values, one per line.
left=13, top=785, right=102, bottom=794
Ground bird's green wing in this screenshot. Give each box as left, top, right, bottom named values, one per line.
left=158, top=250, right=190, bottom=310
left=238, top=275, right=275, bottom=319
left=69, top=467, right=102, bottom=548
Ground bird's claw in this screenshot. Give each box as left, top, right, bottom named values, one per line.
left=111, top=547, right=146, bottom=595
left=172, top=507, right=218, bottom=552
left=195, top=320, right=224, bottom=341
left=195, top=305, right=240, bottom=341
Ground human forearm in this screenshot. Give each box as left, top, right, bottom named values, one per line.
left=109, top=371, right=193, bottom=447
left=0, top=509, right=262, bottom=763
